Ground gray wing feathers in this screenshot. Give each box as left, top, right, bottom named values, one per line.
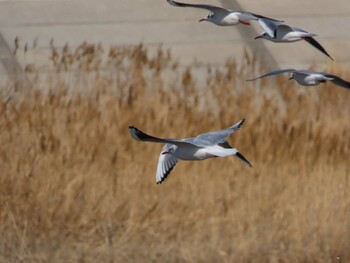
left=167, top=0, right=228, bottom=12
left=276, top=24, right=293, bottom=39
left=295, top=70, right=318, bottom=75
left=292, top=27, right=308, bottom=33
left=193, top=119, right=245, bottom=146
left=247, top=69, right=296, bottom=81
left=247, top=12, right=283, bottom=22
left=238, top=12, right=258, bottom=21
left=258, top=18, right=282, bottom=37
left=156, top=148, right=178, bottom=184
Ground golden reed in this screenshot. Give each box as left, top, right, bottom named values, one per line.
left=0, top=43, right=349, bottom=262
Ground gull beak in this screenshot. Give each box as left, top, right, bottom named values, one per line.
left=161, top=151, right=169, bottom=155
left=288, top=76, right=293, bottom=80
left=254, top=35, right=262, bottom=40
left=198, top=18, right=206, bottom=22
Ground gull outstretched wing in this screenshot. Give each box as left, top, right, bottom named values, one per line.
left=156, top=144, right=178, bottom=184
left=325, top=74, right=350, bottom=89
left=257, top=18, right=283, bottom=37
left=192, top=119, right=245, bottom=146
left=247, top=69, right=297, bottom=81
left=129, top=126, right=194, bottom=147
left=167, top=0, right=229, bottom=13
left=303, top=37, right=334, bottom=61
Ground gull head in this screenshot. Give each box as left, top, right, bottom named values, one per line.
left=161, top=144, right=177, bottom=155
left=199, top=12, right=214, bottom=22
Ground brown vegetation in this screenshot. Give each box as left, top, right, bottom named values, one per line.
left=0, top=44, right=349, bottom=262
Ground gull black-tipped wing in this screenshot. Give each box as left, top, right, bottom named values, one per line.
left=167, top=0, right=229, bottom=13
left=303, top=37, right=334, bottom=61
left=247, top=12, right=283, bottom=23
left=235, top=152, right=253, bottom=168
left=192, top=119, right=245, bottom=146
left=156, top=145, right=178, bottom=184
left=129, top=126, right=195, bottom=147
left=246, top=69, right=297, bottom=81
left=325, top=74, right=350, bottom=89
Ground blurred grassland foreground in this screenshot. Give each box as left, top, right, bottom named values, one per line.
left=0, top=43, right=349, bottom=262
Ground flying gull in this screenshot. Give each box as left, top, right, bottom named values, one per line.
left=255, top=19, right=333, bottom=60
left=247, top=69, right=350, bottom=89
left=167, top=0, right=282, bottom=26
left=129, top=119, right=252, bottom=184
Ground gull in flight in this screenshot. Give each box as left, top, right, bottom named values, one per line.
left=129, top=119, right=252, bottom=184
left=247, top=69, right=350, bottom=89
left=255, top=19, right=333, bottom=60
left=167, top=0, right=282, bottom=26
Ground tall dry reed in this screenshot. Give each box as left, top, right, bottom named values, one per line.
left=0, top=43, right=349, bottom=262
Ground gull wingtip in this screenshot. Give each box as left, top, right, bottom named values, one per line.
left=234, top=118, right=246, bottom=130
left=167, top=0, right=178, bottom=6
left=235, top=152, right=253, bottom=168
left=129, top=126, right=141, bottom=140
left=246, top=160, right=253, bottom=168
left=129, top=126, right=140, bottom=134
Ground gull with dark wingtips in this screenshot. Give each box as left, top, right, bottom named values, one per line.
left=255, top=19, right=333, bottom=60
left=129, top=119, right=252, bottom=184
left=167, top=0, right=282, bottom=26
left=247, top=69, right=350, bottom=89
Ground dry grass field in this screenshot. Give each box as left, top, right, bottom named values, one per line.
left=0, top=44, right=349, bottom=262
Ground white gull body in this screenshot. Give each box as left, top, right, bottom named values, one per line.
left=129, top=119, right=252, bottom=184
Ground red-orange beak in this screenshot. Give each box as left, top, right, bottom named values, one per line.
left=161, top=151, right=169, bottom=155
left=198, top=18, right=206, bottom=22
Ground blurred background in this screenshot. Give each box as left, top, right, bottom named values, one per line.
left=0, top=1, right=349, bottom=262
left=0, top=0, right=350, bottom=80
